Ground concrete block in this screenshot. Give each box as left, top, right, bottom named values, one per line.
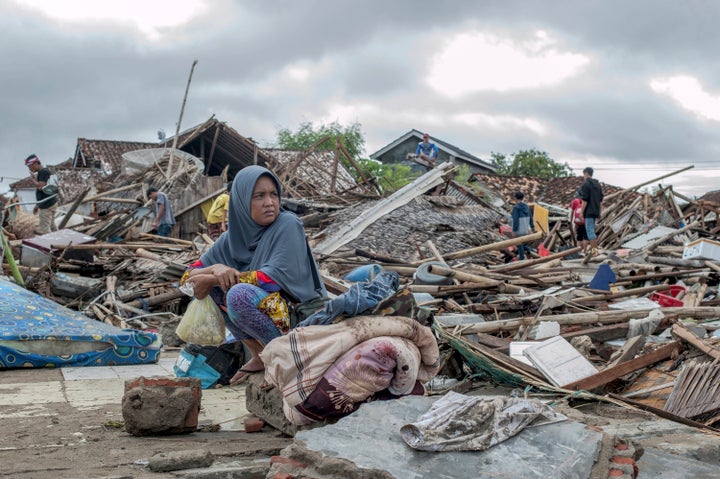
left=148, top=449, right=214, bottom=472
left=278, top=396, right=603, bottom=478
left=244, top=373, right=297, bottom=436
left=122, top=376, right=201, bottom=436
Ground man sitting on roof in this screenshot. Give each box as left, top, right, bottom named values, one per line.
left=415, top=133, right=439, bottom=168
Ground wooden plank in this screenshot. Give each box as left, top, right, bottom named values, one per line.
left=672, top=323, right=720, bottom=360
left=58, top=187, right=91, bottom=230
left=607, top=335, right=646, bottom=368
left=562, top=341, right=682, bottom=392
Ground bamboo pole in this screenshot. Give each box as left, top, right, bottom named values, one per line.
left=127, top=290, right=186, bottom=309
left=452, top=306, right=720, bottom=335
left=605, top=165, right=695, bottom=201
left=52, top=243, right=186, bottom=251
left=1, top=229, right=24, bottom=287
left=167, top=59, right=198, bottom=178
left=645, top=220, right=700, bottom=252
left=412, top=231, right=543, bottom=265
left=82, top=183, right=143, bottom=203
left=573, top=283, right=671, bottom=304
left=491, top=247, right=581, bottom=273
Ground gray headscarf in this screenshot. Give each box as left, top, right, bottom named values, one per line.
left=200, top=165, right=326, bottom=302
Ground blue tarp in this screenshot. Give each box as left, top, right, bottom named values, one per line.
left=0, top=278, right=162, bottom=368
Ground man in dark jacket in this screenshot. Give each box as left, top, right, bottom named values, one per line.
left=578, top=167, right=604, bottom=256
left=511, top=191, right=534, bottom=260
left=25, top=154, right=58, bottom=235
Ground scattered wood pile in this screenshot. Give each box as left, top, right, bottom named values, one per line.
left=4, top=158, right=720, bottom=431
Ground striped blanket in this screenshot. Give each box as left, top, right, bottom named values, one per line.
left=261, top=315, right=440, bottom=425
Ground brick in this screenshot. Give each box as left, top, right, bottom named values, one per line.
left=611, top=456, right=635, bottom=465
left=613, top=445, right=636, bottom=458
left=273, top=474, right=296, bottom=479
left=244, top=417, right=265, bottom=433
left=608, top=462, right=635, bottom=476
left=615, top=443, right=629, bottom=451
left=608, top=469, right=629, bottom=478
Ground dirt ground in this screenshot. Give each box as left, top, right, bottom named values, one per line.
left=0, top=367, right=292, bottom=479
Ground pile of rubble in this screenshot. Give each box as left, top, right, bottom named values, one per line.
left=4, top=155, right=720, bottom=452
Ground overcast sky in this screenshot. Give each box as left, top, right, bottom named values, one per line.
left=2, top=0, right=719, bottom=199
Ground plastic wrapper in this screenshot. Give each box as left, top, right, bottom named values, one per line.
left=175, top=296, right=226, bottom=346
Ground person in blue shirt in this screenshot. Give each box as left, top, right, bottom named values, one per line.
left=415, top=133, right=439, bottom=168
left=511, top=191, right=535, bottom=260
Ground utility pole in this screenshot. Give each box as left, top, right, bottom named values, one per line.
left=167, top=59, right=198, bottom=178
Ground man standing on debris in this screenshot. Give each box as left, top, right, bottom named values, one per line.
left=511, top=191, right=534, bottom=260
left=206, top=180, right=231, bottom=240
left=415, top=133, right=439, bottom=168
left=25, top=154, right=58, bottom=235
left=147, top=186, right=175, bottom=237
left=570, top=190, right=589, bottom=255
left=577, top=167, right=604, bottom=256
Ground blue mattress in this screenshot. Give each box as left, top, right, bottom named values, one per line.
left=0, top=278, right=162, bottom=368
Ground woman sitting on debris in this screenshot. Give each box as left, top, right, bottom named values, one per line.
left=180, top=165, right=326, bottom=384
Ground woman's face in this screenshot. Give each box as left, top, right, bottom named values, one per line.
left=250, top=175, right=280, bottom=226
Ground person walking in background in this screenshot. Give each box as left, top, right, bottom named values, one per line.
left=25, top=154, right=58, bottom=235
left=147, top=186, right=175, bottom=237
left=577, top=167, right=604, bottom=257
left=415, top=133, right=439, bottom=168
left=206, top=180, right=231, bottom=240
left=570, top=190, right=588, bottom=255
left=511, top=191, right=534, bottom=260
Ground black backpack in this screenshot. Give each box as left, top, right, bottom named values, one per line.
left=182, top=341, right=245, bottom=385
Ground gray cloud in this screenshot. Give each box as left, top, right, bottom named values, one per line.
left=0, top=0, right=718, bottom=198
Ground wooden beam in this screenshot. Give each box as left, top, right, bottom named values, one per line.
left=412, top=231, right=544, bottom=266
left=561, top=342, right=682, bottom=391
left=672, top=323, right=720, bottom=360
left=58, top=187, right=91, bottom=230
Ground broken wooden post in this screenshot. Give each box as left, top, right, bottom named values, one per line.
left=491, top=246, right=581, bottom=273
left=573, top=283, right=672, bottom=304
left=453, top=307, right=720, bottom=335
left=671, top=323, right=720, bottom=360
left=412, top=231, right=544, bottom=266
left=561, top=342, right=682, bottom=392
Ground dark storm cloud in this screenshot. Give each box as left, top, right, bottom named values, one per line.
left=1, top=0, right=718, bottom=197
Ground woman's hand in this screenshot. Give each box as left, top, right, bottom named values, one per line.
left=209, top=264, right=241, bottom=292
left=189, top=274, right=217, bottom=299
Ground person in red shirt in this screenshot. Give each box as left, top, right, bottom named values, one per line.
left=570, top=191, right=588, bottom=255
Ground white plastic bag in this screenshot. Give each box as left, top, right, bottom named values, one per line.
left=175, top=296, right=226, bottom=346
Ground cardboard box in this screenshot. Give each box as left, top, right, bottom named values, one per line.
left=682, top=238, right=720, bottom=261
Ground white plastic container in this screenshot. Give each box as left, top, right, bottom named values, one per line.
left=682, top=239, right=720, bottom=261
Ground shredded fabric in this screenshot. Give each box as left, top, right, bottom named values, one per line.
left=400, top=392, right=567, bottom=452
left=627, top=308, right=664, bottom=337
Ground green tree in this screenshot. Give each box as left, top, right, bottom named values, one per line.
left=357, top=159, right=417, bottom=192
left=274, top=121, right=365, bottom=159
left=490, top=149, right=573, bottom=179
left=273, top=121, right=420, bottom=194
